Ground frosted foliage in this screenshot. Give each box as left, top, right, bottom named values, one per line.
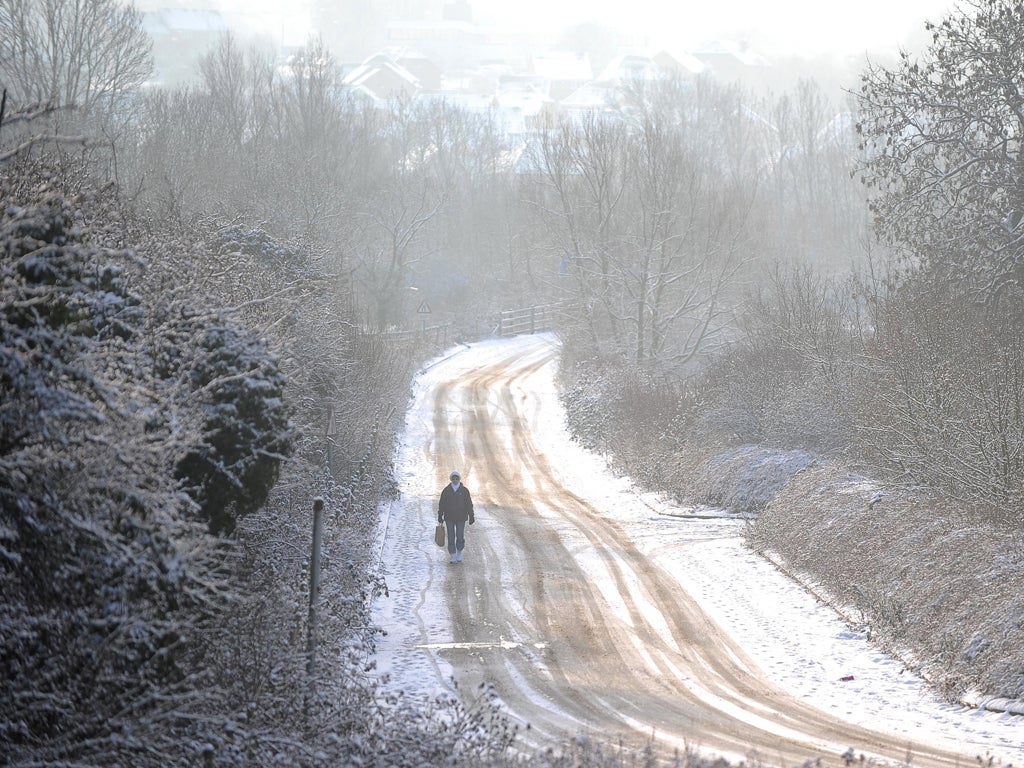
left=0, top=193, right=210, bottom=760
left=0, top=188, right=295, bottom=765
left=857, top=0, right=1024, bottom=299
left=175, top=322, right=293, bottom=536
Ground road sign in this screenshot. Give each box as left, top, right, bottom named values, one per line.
left=325, top=404, right=337, bottom=438
left=417, top=300, right=431, bottom=315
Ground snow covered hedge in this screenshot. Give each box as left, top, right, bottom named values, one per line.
left=749, top=464, right=1024, bottom=702
left=0, top=183, right=296, bottom=763
left=175, top=321, right=292, bottom=535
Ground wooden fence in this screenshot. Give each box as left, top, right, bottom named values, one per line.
left=377, top=322, right=453, bottom=347
left=371, top=303, right=561, bottom=347
left=494, top=304, right=561, bottom=337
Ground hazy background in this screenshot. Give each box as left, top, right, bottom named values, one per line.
left=193, top=0, right=956, bottom=57
left=465, top=0, right=956, bottom=58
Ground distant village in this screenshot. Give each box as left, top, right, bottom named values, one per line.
left=139, top=0, right=807, bottom=136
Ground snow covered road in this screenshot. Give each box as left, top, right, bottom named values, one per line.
left=372, top=334, right=1024, bottom=766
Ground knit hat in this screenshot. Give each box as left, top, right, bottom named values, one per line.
left=450, top=470, right=461, bottom=481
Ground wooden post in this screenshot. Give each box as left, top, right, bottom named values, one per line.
left=306, top=498, right=324, bottom=695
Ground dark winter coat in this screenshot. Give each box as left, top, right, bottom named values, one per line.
left=438, top=483, right=474, bottom=524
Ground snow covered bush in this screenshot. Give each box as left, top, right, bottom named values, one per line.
left=560, top=357, right=686, bottom=491
left=0, top=186, right=221, bottom=763
left=175, top=321, right=293, bottom=535
left=750, top=463, right=1024, bottom=701
left=0, top=169, right=304, bottom=763
left=848, top=279, right=1024, bottom=513
left=687, top=445, right=817, bottom=513
left=686, top=262, right=858, bottom=454
left=558, top=192, right=1024, bottom=708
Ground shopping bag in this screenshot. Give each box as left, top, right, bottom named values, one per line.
left=434, top=523, right=446, bottom=548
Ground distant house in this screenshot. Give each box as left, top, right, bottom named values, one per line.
left=142, top=7, right=228, bottom=38
left=693, top=40, right=772, bottom=83
left=649, top=48, right=706, bottom=80
left=529, top=51, right=593, bottom=101
left=494, top=76, right=557, bottom=134
left=459, top=63, right=511, bottom=96
left=393, top=50, right=443, bottom=91
left=497, top=73, right=549, bottom=98
left=595, top=52, right=664, bottom=84
left=342, top=52, right=422, bottom=102
left=560, top=81, right=620, bottom=114
left=558, top=51, right=673, bottom=121
left=505, top=134, right=549, bottom=176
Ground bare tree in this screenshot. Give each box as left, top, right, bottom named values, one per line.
left=406, top=97, right=536, bottom=315
left=621, top=77, right=755, bottom=366
left=528, top=77, right=755, bottom=369
left=526, top=110, right=630, bottom=350
left=197, top=34, right=277, bottom=163
left=0, top=0, right=152, bottom=113
left=355, top=177, right=446, bottom=329
left=848, top=278, right=1024, bottom=510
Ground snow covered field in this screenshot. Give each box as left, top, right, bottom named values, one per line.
left=372, top=334, right=1024, bottom=765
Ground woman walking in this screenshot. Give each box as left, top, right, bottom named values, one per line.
left=437, top=470, right=474, bottom=563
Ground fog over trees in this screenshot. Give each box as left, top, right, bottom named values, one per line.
left=2, top=0, right=1023, bottom=764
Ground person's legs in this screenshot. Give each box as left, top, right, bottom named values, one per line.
left=454, top=520, right=466, bottom=559
left=446, top=521, right=458, bottom=555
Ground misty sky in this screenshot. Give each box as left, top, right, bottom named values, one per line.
left=470, top=0, right=958, bottom=58
left=220, top=0, right=958, bottom=60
